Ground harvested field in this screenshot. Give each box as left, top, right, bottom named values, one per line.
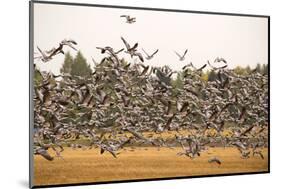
left=34, top=147, right=268, bottom=186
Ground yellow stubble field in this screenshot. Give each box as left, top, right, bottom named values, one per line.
left=34, top=147, right=268, bottom=186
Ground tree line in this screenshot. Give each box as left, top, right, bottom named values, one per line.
left=35, top=50, right=268, bottom=88
left=60, top=50, right=268, bottom=79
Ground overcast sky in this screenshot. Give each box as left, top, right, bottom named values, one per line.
left=33, top=3, right=268, bottom=75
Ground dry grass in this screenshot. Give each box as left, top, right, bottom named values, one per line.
left=34, top=147, right=268, bottom=186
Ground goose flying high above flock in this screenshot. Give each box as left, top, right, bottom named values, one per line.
left=120, top=15, right=136, bottom=24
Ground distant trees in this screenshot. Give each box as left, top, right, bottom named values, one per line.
left=201, top=71, right=209, bottom=82
left=170, top=63, right=268, bottom=88
left=245, top=66, right=251, bottom=74
left=60, top=52, right=73, bottom=74
left=60, top=51, right=92, bottom=77
left=208, top=70, right=217, bottom=81
left=34, top=69, right=43, bottom=86
left=59, top=51, right=268, bottom=85
left=172, top=72, right=184, bottom=90
left=262, top=64, right=268, bottom=75
left=256, top=63, right=262, bottom=73
left=208, top=64, right=268, bottom=81
left=255, top=63, right=268, bottom=75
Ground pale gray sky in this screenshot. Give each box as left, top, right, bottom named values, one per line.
left=34, top=3, right=268, bottom=75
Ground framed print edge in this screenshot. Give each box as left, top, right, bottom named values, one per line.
left=32, top=0, right=270, bottom=18
left=29, top=1, right=34, bottom=188
left=29, top=1, right=270, bottom=188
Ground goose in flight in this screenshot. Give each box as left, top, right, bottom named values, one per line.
left=133, top=52, right=144, bottom=62
left=96, top=46, right=124, bottom=64
left=36, top=46, right=52, bottom=62
left=253, top=151, right=264, bottom=159
left=121, top=37, right=144, bottom=62
left=120, top=15, right=136, bottom=24
left=34, top=147, right=54, bottom=161
left=100, top=144, right=119, bottom=158
left=241, top=151, right=250, bottom=159
left=208, top=157, right=221, bottom=165
left=125, top=127, right=156, bottom=145
left=232, top=140, right=247, bottom=150
left=35, top=39, right=78, bottom=62
left=96, top=46, right=124, bottom=55
left=176, top=101, right=189, bottom=112
left=121, top=37, right=138, bottom=54
left=197, top=64, right=207, bottom=72
left=139, top=64, right=150, bottom=76
left=182, top=62, right=194, bottom=70
left=142, top=48, right=159, bottom=60
left=177, top=139, right=201, bottom=159
left=214, top=57, right=227, bottom=64
left=207, top=60, right=227, bottom=70
left=48, top=39, right=77, bottom=58
left=174, top=49, right=188, bottom=61
left=176, top=141, right=192, bottom=157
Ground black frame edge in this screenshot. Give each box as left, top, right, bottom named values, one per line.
left=32, top=0, right=270, bottom=18
left=267, top=16, right=270, bottom=173
left=29, top=1, right=34, bottom=188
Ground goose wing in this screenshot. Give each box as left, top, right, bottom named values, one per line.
left=108, top=150, right=118, bottom=158
left=67, top=39, right=77, bottom=45
left=131, top=43, right=138, bottom=50
left=182, top=49, right=188, bottom=58
left=91, top=57, right=98, bottom=65
left=151, top=49, right=159, bottom=57
left=121, top=37, right=130, bottom=50
left=36, top=148, right=54, bottom=161
left=61, top=39, right=77, bottom=50
left=37, top=46, right=47, bottom=58
left=197, top=64, right=207, bottom=71
left=142, top=48, right=150, bottom=57
left=64, top=43, right=77, bottom=51
left=174, top=51, right=182, bottom=58
left=115, top=48, right=124, bottom=54
left=140, top=65, right=149, bottom=76
left=96, top=47, right=106, bottom=54
left=135, top=52, right=144, bottom=62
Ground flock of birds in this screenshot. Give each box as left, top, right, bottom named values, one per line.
left=34, top=14, right=268, bottom=165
